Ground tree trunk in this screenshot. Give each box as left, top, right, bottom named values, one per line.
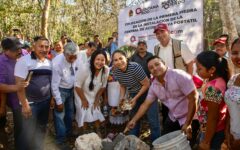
left=41, top=0, right=50, bottom=38
left=219, top=0, right=238, bottom=41
left=232, top=0, right=240, bottom=36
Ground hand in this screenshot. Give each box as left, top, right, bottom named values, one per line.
left=181, top=124, right=192, bottom=139
left=125, top=120, right=136, bottom=133
left=56, top=103, right=64, bottom=112
left=16, top=81, right=29, bottom=90
left=81, top=99, right=89, bottom=110
left=50, top=98, right=55, bottom=110
left=94, top=100, right=100, bottom=110
left=22, top=103, right=32, bottom=119
left=198, top=141, right=210, bottom=150
left=130, top=98, right=137, bottom=108
left=0, top=106, right=6, bottom=117
left=221, top=140, right=229, bottom=150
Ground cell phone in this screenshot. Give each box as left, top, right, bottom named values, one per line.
left=25, top=71, right=33, bottom=82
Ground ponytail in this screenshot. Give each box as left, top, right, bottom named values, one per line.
left=216, top=57, right=230, bottom=83
left=196, top=51, right=230, bottom=83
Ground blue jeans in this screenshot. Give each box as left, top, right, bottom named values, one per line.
left=128, top=92, right=161, bottom=142
left=53, top=88, right=74, bottom=144
left=21, top=99, right=50, bottom=150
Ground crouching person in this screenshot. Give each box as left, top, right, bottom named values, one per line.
left=126, top=56, right=198, bottom=139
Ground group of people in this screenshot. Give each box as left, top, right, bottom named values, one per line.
left=0, top=23, right=239, bottom=150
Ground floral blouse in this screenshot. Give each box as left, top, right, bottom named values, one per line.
left=225, top=74, right=240, bottom=104
left=197, top=77, right=227, bottom=132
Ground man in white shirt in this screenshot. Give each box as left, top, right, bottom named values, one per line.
left=51, top=42, right=79, bottom=148
left=77, top=42, right=96, bottom=64
left=15, top=36, right=52, bottom=150
left=153, top=23, right=195, bottom=75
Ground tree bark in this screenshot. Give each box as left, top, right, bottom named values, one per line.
left=41, top=0, right=50, bottom=38
left=232, top=0, right=240, bottom=35
left=219, top=0, right=238, bottom=41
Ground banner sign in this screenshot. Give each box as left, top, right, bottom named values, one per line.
left=118, top=0, right=203, bottom=55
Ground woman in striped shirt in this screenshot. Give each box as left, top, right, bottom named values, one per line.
left=112, top=50, right=150, bottom=137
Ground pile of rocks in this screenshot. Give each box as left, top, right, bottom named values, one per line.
left=75, top=132, right=150, bottom=150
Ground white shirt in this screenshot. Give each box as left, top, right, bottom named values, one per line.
left=157, top=40, right=195, bottom=69
left=51, top=53, right=79, bottom=105
left=14, top=54, right=52, bottom=79
left=77, top=50, right=90, bottom=65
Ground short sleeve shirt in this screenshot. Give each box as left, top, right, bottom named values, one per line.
left=14, top=53, right=52, bottom=103
left=198, top=77, right=227, bottom=132
left=0, top=54, right=19, bottom=109
left=146, top=68, right=195, bottom=125
left=113, top=62, right=147, bottom=94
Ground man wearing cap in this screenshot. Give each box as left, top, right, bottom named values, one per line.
left=213, top=37, right=229, bottom=58
left=153, top=23, right=195, bottom=75
left=51, top=42, right=79, bottom=149
left=130, top=40, right=160, bottom=141
left=15, top=36, right=52, bottom=150
left=0, top=37, right=28, bottom=150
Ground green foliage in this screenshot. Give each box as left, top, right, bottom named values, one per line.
left=0, top=0, right=223, bottom=49
left=118, top=45, right=136, bottom=58
left=203, top=0, right=222, bottom=50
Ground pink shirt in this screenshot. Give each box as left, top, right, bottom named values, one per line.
left=147, top=69, right=195, bottom=125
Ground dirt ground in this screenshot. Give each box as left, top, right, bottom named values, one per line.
left=4, top=110, right=152, bottom=150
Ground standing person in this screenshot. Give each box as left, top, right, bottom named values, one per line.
left=130, top=40, right=160, bottom=141
left=61, top=34, right=68, bottom=46
left=222, top=38, right=240, bottom=150
left=125, top=56, right=197, bottom=139
left=213, top=37, right=229, bottom=59
left=74, top=50, right=109, bottom=136
left=110, top=32, right=118, bottom=55
left=77, top=42, right=97, bottom=64
left=51, top=42, right=79, bottom=149
left=112, top=50, right=150, bottom=138
left=14, top=36, right=52, bottom=150
left=0, top=37, right=28, bottom=150
left=49, top=41, right=64, bottom=59
left=153, top=23, right=194, bottom=74
left=93, top=35, right=103, bottom=50
left=196, top=51, right=230, bottom=150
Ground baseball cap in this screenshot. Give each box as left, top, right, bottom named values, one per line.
left=153, top=23, right=169, bottom=33
left=1, top=37, right=23, bottom=51
left=137, top=40, right=147, bottom=46
left=64, top=42, right=79, bottom=55
left=213, top=37, right=227, bottom=46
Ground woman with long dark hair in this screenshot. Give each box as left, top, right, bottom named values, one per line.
left=196, top=51, right=230, bottom=150
left=74, top=50, right=109, bottom=135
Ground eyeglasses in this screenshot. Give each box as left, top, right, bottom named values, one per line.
left=70, top=64, right=74, bottom=76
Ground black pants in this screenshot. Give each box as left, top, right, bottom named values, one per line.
left=0, top=116, right=7, bottom=150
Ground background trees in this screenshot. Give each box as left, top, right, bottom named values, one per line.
left=0, top=0, right=239, bottom=48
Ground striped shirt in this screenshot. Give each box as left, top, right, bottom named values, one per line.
left=113, top=62, right=146, bottom=94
